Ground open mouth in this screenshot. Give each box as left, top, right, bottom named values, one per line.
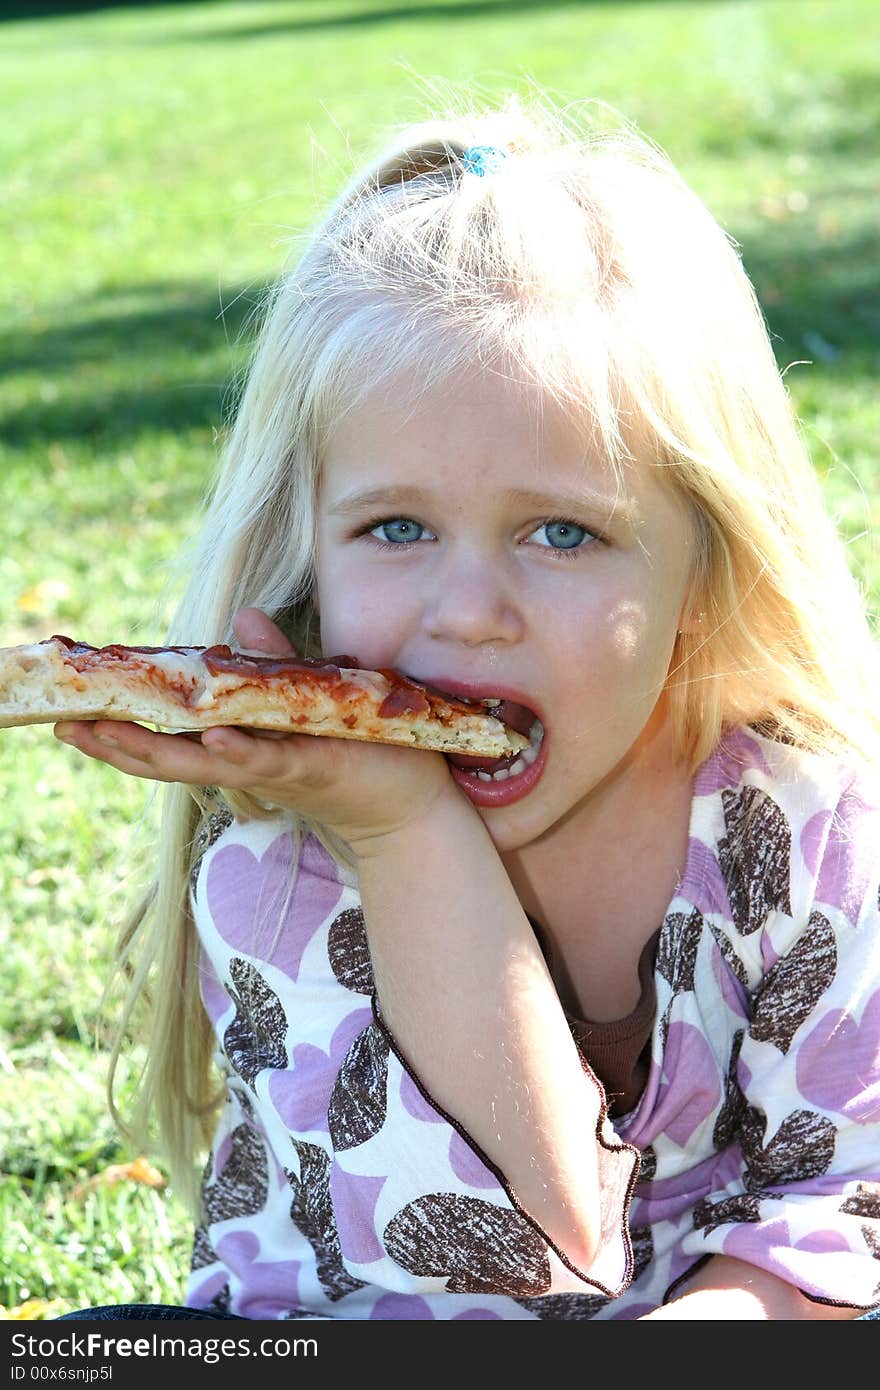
left=447, top=700, right=545, bottom=782
left=443, top=696, right=549, bottom=808
left=413, top=677, right=548, bottom=807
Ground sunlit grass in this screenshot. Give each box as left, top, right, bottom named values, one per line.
left=1, top=0, right=877, bottom=1317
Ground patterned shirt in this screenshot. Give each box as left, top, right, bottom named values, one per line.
left=185, top=726, right=880, bottom=1319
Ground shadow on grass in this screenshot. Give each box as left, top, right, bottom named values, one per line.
left=1, top=213, right=876, bottom=463
left=0, top=0, right=163, bottom=15
left=740, top=205, right=880, bottom=369
left=0, top=0, right=737, bottom=22
left=0, top=280, right=265, bottom=460
left=158, top=0, right=747, bottom=45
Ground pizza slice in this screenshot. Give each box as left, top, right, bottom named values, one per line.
left=0, top=635, right=530, bottom=759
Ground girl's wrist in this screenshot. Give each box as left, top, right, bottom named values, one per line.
left=346, top=778, right=480, bottom=864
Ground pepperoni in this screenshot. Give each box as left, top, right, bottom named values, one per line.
left=378, top=683, right=431, bottom=719
left=47, top=636, right=517, bottom=734
left=50, top=635, right=361, bottom=675
left=201, top=648, right=361, bottom=678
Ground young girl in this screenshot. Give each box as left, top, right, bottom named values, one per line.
left=53, top=95, right=880, bottom=1320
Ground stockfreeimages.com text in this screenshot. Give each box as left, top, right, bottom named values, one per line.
left=11, top=1332, right=317, bottom=1365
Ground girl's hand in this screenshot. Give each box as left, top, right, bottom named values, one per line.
left=53, top=607, right=460, bottom=856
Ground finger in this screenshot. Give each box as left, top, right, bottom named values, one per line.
left=55, top=720, right=179, bottom=781
left=199, top=724, right=300, bottom=767
left=54, top=720, right=229, bottom=785
left=200, top=725, right=341, bottom=793
left=56, top=721, right=199, bottom=746
left=232, top=607, right=297, bottom=656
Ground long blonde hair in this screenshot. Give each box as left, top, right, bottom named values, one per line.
left=107, top=91, right=880, bottom=1209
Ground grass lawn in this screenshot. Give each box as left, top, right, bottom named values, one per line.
left=1, top=0, right=878, bottom=1318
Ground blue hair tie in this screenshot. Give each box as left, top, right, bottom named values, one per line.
left=461, top=144, right=507, bottom=177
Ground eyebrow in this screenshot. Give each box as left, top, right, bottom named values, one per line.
left=326, top=483, right=635, bottom=523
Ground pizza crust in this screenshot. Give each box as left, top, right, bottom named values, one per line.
left=0, top=636, right=529, bottom=758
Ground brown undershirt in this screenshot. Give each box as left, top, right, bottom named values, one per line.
left=528, top=917, right=661, bottom=1117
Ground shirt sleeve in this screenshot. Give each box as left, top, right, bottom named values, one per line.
left=326, top=991, right=641, bottom=1300
left=673, top=771, right=880, bottom=1309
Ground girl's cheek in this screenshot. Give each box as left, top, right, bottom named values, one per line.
left=318, top=572, right=412, bottom=661
left=606, top=598, right=651, bottom=660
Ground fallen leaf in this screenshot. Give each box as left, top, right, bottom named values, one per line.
left=0, top=1299, right=65, bottom=1320
left=72, top=1155, right=165, bottom=1199
left=16, top=578, right=71, bottom=614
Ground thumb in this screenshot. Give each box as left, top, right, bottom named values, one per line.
left=231, top=607, right=296, bottom=657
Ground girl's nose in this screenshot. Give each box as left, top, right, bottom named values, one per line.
left=423, top=557, right=525, bottom=648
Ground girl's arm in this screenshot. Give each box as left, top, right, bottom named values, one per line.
left=355, top=784, right=606, bottom=1271
left=640, top=1255, right=863, bottom=1320
left=55, top=609, right=617, bottom=1277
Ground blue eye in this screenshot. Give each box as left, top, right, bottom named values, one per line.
left=532, top=520, right=591, bottom=551
left=371, top=518, right=427, bottom=544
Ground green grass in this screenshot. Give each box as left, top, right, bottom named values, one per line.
left=1, top=0, right=878, bottom=1317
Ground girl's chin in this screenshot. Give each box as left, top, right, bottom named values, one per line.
left=446, top=733, right=548, bottom=808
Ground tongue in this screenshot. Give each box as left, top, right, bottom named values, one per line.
left=446, top=700, right=536, bottom=773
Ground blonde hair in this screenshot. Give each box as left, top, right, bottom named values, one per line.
left=107, top=91, right=880, bottom=1208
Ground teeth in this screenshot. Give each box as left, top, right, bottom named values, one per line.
left=462, top=718, right=545, bottom=783
left=520, top=719, right=543, bottom=767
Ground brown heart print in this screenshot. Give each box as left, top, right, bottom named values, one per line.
left=741, top=1104, right=836, bottom=1192
left=384, top=1193, right=552, bottom=1296
left=712, top=1029, right=747, bottom=1152
left=285, top=1138, right=366, bottom=1302
left=718, top=786, right=793, bottom=935
left=749, top=911, right=837, bottom=1054
left=657, top=909, right=704, bottom=994
left=693, top=1192, right=764, bottom=1233
left=203, top=1119, right=271, bottom=1225
left=223, top=957, right=289, bottom=1086
left=328, top=907, right=375, bottom=995
left=328, top=1022, right=390, bottom=1151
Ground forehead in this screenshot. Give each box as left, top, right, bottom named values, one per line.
left=322, top=368, right=601, bottom=480
left=318, top=367, right=676, bottom=530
